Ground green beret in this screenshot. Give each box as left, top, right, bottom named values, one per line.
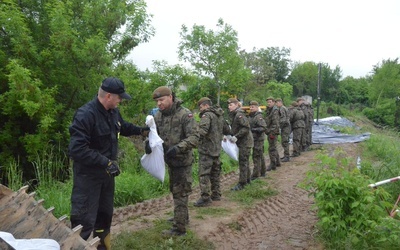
left=296, top=97, right=305, bottom=102
left=266, top=96, right=275, bottom=102
left=197, top=97, right=211, bottom=106
left=275, top=98, right=282, bottom=102
left=249, top=101, right=259, bottom=106
left=291, top=101, right=298, bottom=107
left=153, top=86, right=172, bottom=99
left=227, top=98, right=239, bottom=104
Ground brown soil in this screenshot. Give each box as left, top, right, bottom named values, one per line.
left=112, top=143, right=361, bottom=249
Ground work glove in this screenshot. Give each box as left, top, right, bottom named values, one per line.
left=269, top=134, right=275, bottom=140
left=145, top=139, right=152, bottom=154
left=106, top=160, right=121, bottom=177
left=229, top=136, right=238, bottom=143
left=165, top=145, right=178, bottom=159
left=140, top=126, right=150, bottom=137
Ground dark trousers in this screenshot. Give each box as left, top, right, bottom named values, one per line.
left=70, top=171, right=114, bottom=241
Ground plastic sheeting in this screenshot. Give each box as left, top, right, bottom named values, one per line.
left=312, top=116, right=371, bottom=144
left=0, top=231, right=60, bottom=250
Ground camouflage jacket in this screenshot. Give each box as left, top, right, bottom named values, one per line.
left=278, top=105, right=290, bottom=128
left=154, top=99, right=199, bottom=167
left=198, top=106, right=230, bottom=157
left=299, top=103, right=309, bottom=123
left=289, top=107, right=305, bottom=129
left=229, top=108, right=254, bottom=148
left=249, top=111, right=266, bottom=142
left=265, top=106, right=280, bottom=135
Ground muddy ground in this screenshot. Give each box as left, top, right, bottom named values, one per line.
left=111, top=143, right=360, bottom=249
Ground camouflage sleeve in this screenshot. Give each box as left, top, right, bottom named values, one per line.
left=271, top=109, right=280, bottom=135
left=177, top=110, right=199, bottom=152
left=234, top=113, right=251, bottom=139
left=198, top=112, right=211, bottom=138
left=222, top=119, right=232, bottom=135
left=254, top=114, right=267, bottom=132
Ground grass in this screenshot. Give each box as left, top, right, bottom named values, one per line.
left=112, top=219, right=215, bottom=250
left=227, top=178, right=277, bottom=206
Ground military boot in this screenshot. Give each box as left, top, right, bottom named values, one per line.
left=266, top=162, right=276, bottom=171
left=231, top=183, right=245, bottom=191
left=281, top=157, right=290, bottom=162
left=194, top=197, right=212, bottom=207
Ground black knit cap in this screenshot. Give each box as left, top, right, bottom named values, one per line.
left=101, top=77, right=132, bottom=100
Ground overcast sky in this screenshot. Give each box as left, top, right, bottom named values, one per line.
left=129, top=0, right=400, bottom=79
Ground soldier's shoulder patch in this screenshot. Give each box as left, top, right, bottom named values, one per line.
left=258, top=117, right=263, bottom=120
left=238, top=115, right=243, bottom=119
left=201, top=114, right=207, bottom=118
left=188, top=113, right=193, bottom=118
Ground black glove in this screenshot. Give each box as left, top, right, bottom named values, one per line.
left=106, top=160, right=120, bottom=177
left=165, top=146, right=178, bottom=159
left=145, top=140, right=152, bottom=154
left=140, top=126, right=150, bottom=137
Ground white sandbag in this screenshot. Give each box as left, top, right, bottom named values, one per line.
left=0, top=231, right=60, bottom=250
left=221, top=135, right=239, bottom=161
left=140, top=115, right=165, bottom=182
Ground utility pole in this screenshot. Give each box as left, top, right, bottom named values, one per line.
left=316, top=63, right=321, bottom=123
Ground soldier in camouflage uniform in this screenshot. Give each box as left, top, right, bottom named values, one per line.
left=276, top=98, right=291, bottom=162
left=265, top=97, right=281, bottom=171
left=152, top=86, right=199, bottom=236
left=288, top=101, right=305, bottom=157
left=305, top=102, right=314, bottom=148
left=297, top=97, right=309, bottom=152
left=227, top=98, right=254, bottom=191
left=248, top=101, right=267, bottom=180
left=194, top=97, right=230, bottom=207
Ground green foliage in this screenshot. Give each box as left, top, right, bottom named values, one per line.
left=369, top=58, right=400, bottom=106
left=305, top=149, right=400, bottom=249
left=287, top=62, right=341, bottom=102
left=363, top=98, right=396, bottom=127
left=178, top=18, right=251, bottom=105
left=0, top=0, right=153, bottom=183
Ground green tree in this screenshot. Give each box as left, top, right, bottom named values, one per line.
left=287, top=61, right=341, bottom=102
left=337, top=76, right=370, bottom=105
left=0, top=0, right=153, bottom=181
left=369, top=58, right=400, bottom=106
left=178, top=18, right=251, bottom=105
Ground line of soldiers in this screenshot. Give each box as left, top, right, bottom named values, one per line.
left=150, top=86, right=313, bottom=236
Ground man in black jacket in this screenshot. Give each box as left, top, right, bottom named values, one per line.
left=68, top=77, right=148, bottom=250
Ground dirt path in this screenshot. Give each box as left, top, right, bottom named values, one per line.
left=112, top=143, right=360, bottom=249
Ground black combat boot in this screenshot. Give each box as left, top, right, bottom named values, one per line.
left=194, top=197, right=212, bottom=207
left=266, top=162, right=276, bottom=171
left=281, top=157, right=290, bottom=162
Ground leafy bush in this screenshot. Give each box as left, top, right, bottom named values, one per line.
left=305, top=149, right=400, bottom=249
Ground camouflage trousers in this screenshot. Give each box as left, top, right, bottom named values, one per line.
left=260, top=144, right=267, bottom=175
left=306, top=122, right=312, bottom=146
left=300, top=125, right=308, bottom=150
left=168, top=164, right=193, bottom=232
left=251, top=140, right=265, bottom=177
left=292, top=127, right=303, bottom=155
left=238, top=146, right=251, bottom=184
left=280, top=125, right=291, bottom=157
left=198, top=154, right=222, bottom=200
left=267, top=135, right=280, bottom=165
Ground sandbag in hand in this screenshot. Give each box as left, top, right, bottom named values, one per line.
left=106, top=160, right=121, bottom=177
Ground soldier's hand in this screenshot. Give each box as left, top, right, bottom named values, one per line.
left=165, top=146, right=178, bottom=159
left=106, top=160, right=121, bottom=177
left=229, top=136, right=238, bottom=143
left=145, top=139, right=152, bottom=154
left=140, top=126, right=150, bottom=137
